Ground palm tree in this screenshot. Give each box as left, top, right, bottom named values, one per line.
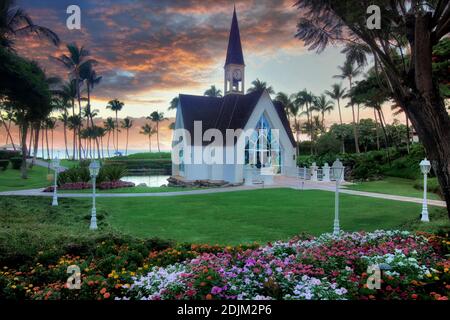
left=325, top=83, right=346, bottom=152
left=44, top=117, right=56, bottom=159
left=55, top=44, right=96, bottom=159
left=311, top=94, right=334, bottom=130
left=106, top=99, right=124, bottom=154
left=391, top=104, right=411, bottom=153
left=103, top=117, right=115, bottom=158
left=140, top=124, right=156, bottom=153
left=60, top=80, right=78, bottom=159
left=121, top=117, right=133, bottom=156
left=247, top=79, right=275, bottom=94
left=80, top=62, right=102, bottom=158
left=0, top=0, right=59, bottom=49
left=204, top=85, right=223, bottom=97
left=334, top=60, right=361, bottom=153
left=0, top=106, right=16, bottom=150
left=168, top=96, right=179, bottom=111
left=294, top=90, right=314, bottom=154
left=148, top=111, right=167, bottom=153
left=275, top=92, right=294, bottom=121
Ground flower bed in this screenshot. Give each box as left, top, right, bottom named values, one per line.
left=43, top=181, right=135, bottom=192
left=0, top=231, right=448, bottom=300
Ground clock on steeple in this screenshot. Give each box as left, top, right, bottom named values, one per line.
left=224, top=6, right=245, bottom=95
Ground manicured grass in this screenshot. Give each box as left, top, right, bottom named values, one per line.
left=59, top=186, right=200, bottom=194
left=345, top=177, right=441, bottom=200
left=0, top=166, right=51, bottom=192
left=100, top=189, right=444, bottom=245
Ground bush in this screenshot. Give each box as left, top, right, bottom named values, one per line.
left=0, top=160, right=9, bottom=171
left=9, top=157, right=22, bottom=170
left=99, top=165, right=127, bottom=182
left=98, top=181, right=134, bottom=190
left=0, top=150, right=20, bottom=160
left=58, top=167, right=90, bottom=185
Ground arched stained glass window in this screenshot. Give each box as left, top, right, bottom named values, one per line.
left=245, top=114, right=281, bottom=174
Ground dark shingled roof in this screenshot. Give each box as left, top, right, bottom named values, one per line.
left=178, top=90, right=296, bottom=147
left=225, top=7, right=245, bottom=66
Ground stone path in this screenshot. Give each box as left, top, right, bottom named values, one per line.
left=0, top=176, right=446, bottom=208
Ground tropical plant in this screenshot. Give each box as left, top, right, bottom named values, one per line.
left=294, top=90, right=314, bottom=154
left=148, top=111, right=166, bottom=153
left=121, top=117, right=133, bottom=156
left=247, top=79, right=275, bottom=94
left=54, top=44, right=96, bottom=159
left=140, top=124, right=155, bottom=153
left=204, top=85, right=223, bottom=97
left=294, top=0, right=450, bottom=217
left=104, top=117, right=115, bottom=158
left=168, top=97, right=179, bottom=111
left=106, top=99, right=124, bottom=154
left=0, top=0, right=59, bottom=49
left=334, top=60, right=361, bottom=153
left=311, top=94, right=334, bottom=130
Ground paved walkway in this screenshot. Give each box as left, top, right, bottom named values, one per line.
left=0, top=175, right=446, bottom=208
left=26, top=159, right=68, bottom=172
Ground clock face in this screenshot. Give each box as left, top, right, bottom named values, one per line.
left=233, top=70, right=242, bottom=81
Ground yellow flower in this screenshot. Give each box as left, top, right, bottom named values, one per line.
left=11, top=285, right=16, bottom=289
left=426, top=273, right=432, bottom=278
left=444, top=268, right=449, bottom=273
left=434, top=276, right=439, bottom=280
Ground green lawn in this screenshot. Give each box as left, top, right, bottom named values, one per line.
left=0, top=166, right=51, bottom=192
left=100, top=188, right=444, bottom=245
left=110, top=152, right=171, bottom=160
left=345, top=177, right=441, bottom=200
left=59, top=186, right=200, bottom=194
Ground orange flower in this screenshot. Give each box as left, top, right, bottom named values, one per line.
left=205, top=294, right=213, bottom=300
left=100, top=288, right=107, bottom=295
left=103, top=292, right=110, bottom=299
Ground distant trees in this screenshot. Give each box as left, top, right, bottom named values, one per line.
left=106, top=99, right=124, bottom=154
left=148, top=111, right=167, bottom=153
left=247, top=79, right=275, bottom=94
left=121, top=117, right=133, bottom=156
left=140, top=124, right=156, bottom=153
left=204, top=85, right=222, bottom=97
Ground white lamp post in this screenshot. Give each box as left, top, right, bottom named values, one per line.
left=89, top=160, right=101, bottom=230
left=332, top=159, right=345, bottom=236
left=51, top=157, right=60, bottom=206
left=419, top=158, right=431, bottom=222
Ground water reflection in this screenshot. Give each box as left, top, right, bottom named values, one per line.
left=122, top=176, right=170, bottom=187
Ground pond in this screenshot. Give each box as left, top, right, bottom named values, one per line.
left=122, top=175, right=170, bottom=187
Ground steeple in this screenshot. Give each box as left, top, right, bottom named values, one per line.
left=224, top=6, right=245, bottom=95
left=225, top=6, right=245, bottom=66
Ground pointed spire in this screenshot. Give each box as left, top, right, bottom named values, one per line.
left=225, top=6, right=245, bottom=66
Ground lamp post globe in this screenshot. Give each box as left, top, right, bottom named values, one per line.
left=51, top=157, right=60, bottom=207
left=331, top=159, right=344, bottom=236
left=89, top=160, right=101, bottom=230
left=419, top=158, right=431, bottom=222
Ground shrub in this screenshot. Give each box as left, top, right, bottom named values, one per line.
left=9, top=157, right=22, bottom=170
left=0, top=160, right=8, bottom=171
left=100, top=165, right=127, bottom=182
left=0, top=150, right=20, bottom=160
left=58, top=167, right=90, bottom=185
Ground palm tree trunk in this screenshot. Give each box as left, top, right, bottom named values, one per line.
left=51, top=129, right=54, bottom=159
left=348, top=78, right=360, bottom=153
left=0, top=114, right=16, bottom=150
left=405, top=114, right=410, bottom=154
left=107, top=131, right=111, bottom=158
left=41, top=127, right=45, bottom=159
left=28, top=126, right=33, bottom=157
left=32, top=124, right=39, bottom=167
left=63, top=120, right=69, bottom=159
left=374, top=108, right=380, bottom=150
left=156, top=122, right=160, bottom=153
left=126, top=128, right=129, bottom=156
left=116, top=112, right=119, bottom=154
left=148, top=135, right=151, bottom=152
left=45, top=128, right=50, bottom=160
left=20, top=123, right=29, bottom=179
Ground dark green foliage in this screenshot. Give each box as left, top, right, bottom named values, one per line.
left=100, top=164, right=127, bottom=182
left=0, top=150, right=20, bottom=160
left=0, top=160, right=8, bottom=170
left=104, top=159, right=171, bottom=174
left=9, top=157, right=22, bottom=170
left=58, top=167, right=90, bottom=185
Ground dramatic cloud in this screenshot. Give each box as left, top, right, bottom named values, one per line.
left=15, top=0, right=304, bottom=111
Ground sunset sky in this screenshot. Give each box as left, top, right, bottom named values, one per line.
left=15, top=0, right=399, bottom=124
